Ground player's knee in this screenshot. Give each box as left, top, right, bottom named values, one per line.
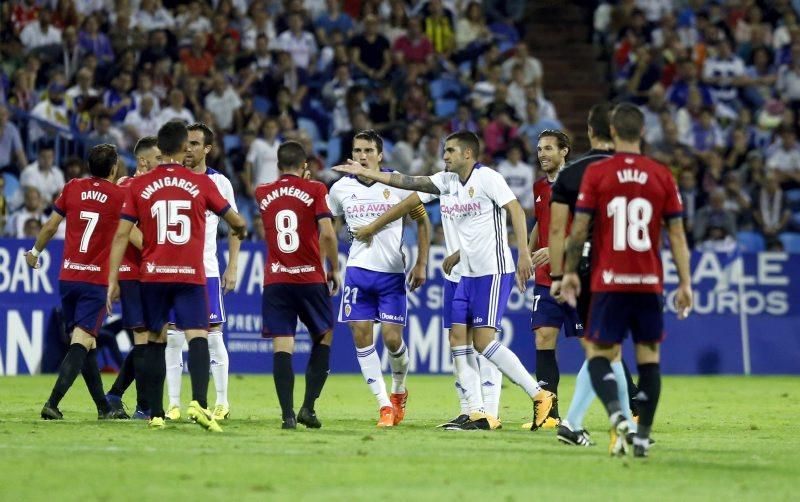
left=273, top=336, right=295, bottom=354
left=71, top=328, right=95, bottom=349
left=586, top=341, right=616, bottom=359
left=133, top=328, right=149, bottom=345
left=315, top=330, right=333, bottom=347
left=535, top=329, right=558, bottom=350
left=635, top=342, right=660, bottom=364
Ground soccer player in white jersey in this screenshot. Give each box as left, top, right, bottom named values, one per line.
left=352, top=186, right=504, bottom=429
left=327, top=130, right=431, bottom=427
left=334, top=131, right=555, bottom=429
left=164, top=123, right=240, bottom=421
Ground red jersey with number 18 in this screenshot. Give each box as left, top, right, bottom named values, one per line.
left=53, top=177, right=125, bottom=285
left=256, top=174, right=332, bottom=285
left=575, top=153, right=683, bottom=294
left=121, top=164, right=231, bottom=284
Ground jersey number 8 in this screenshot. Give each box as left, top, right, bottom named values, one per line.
left=275, top=209, right=299, bottom=253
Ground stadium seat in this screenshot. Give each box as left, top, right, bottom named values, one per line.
left=326, top=136, right=342, bottom=168
left=253, top=96, right=271, bottom=115
left=736, top=231, right=766, bottom=252
left=429, top=78, right=461, bottom=100
left=297, top=118, right=321, bottom=142
left=785, top=189, right=800, bottom=212
left=3, top=172, right=20, bottom=200
left=223, top=134, right=241, bottom=153
left=434, top=99, right=458, bottom=118
left=778, top=232, right=800, bottom=253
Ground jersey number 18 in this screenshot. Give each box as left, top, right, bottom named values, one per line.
left=607, top=196, right=653, bottom=252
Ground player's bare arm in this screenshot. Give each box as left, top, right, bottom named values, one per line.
left=222, top=227, right=242, bottom=294
left=504, top=198, right=533, bottom=292
left=442, top=250, right=460, bottom=276
left=222, top=208, right=247, bottom=240
left=547, top=201, right=569, bottom=277
left=107, top=219, right=135, bottom=311
left=333, top=160, right=441, bottom=194
left=129, top=226, right=143, bottom=250
left=528, top=222, right=550, bottom=268
left=318, top=217, right=341, bottom=296
left=667, top=217, right=694, bottom=319
left=353, top=192, right=423, bottom=246
left=561, top=212, right=591, bottom=307
left=408, top=204, right=430, bottom=292
left=25, top=212, right=64, bottom=269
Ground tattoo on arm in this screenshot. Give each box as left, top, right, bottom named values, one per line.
left=564, top=239, right=583, bottom=274
left=388, top=173, right=440, bottom=194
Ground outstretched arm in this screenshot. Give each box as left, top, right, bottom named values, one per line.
left=222, top=208, right=247, bottom=240
left=333, top=160, right=441, bottom=194
left=504, top=198, right=533, bottom=292
left=25, top=212, right=64, bottom=269
left=668, top=217, right=693, bottom=319
left=353, top=192, right=424, bottom=244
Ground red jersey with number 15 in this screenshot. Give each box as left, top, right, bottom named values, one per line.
left=256, top=174, right=332, bottom=285
left=54, top=177, right=125, bottom=285
left=576, top=153, right=683, bottom=294
left=121, top=164, right=231, bottom=284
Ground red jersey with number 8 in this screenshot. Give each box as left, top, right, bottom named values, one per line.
left=54, top=177, right=125, bottom=285
left=256, top=174, right=332, bottom=285
left=575, top=153, right=683, bottom=294
left=121, top=164, right=231, bottom=284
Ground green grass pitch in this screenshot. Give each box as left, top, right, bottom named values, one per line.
left=0, top=374, right=798, bottom=501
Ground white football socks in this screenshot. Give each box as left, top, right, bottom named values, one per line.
left=208, top=330, right=229, bottom=407
left=388, top=340, right=409, bottom=394
left=165, top=329, right=185, bottom=408
left=480, top=340, right=542, bottom=398
left=452, top=345, right=484, bottom=413
left=356, top=344, right=391, bottom=408
left=478, top=353, right=502, bottom=417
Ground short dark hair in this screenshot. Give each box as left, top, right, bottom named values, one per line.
left=87, top=144, right=118, bottom=178
left=134, top=136, right=158, bottom=156
left=157, top=120, right=188, bottom=155
left=611, top=103, right=645, bottom=142
left=445, top=131, right=481, bottom=158
left=36, top=138, right=55, bottom=152
left=187, top=122, right=215, bottom=146
left=353, top=129, right=383, bottom=154
left=62, top=156, right=84, bottom=170
left=538, top=129, right=571, bottom=155
left=587, top=103, right=612, bottom=141
left=277, top=141, right=307, bottom=171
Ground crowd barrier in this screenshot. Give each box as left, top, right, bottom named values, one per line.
left=1, top=238, right=798, bottom=375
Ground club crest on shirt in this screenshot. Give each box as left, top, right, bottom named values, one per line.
left=383, top=189, right=390, bottom=199
left=468, top=186, right=475, bottom=197
left=344, top=304, right=352, bottom=317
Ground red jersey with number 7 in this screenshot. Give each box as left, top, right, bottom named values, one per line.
left=256, top=174, right=332, bottom=285
left=121, top=164, right=231, bottom=284
left=53, top=177, right=125, bottom=285
left=575, top=153, right=683, bottom=294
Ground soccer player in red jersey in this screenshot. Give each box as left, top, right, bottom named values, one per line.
left=107, top=121, right=247, bottom=431
left=256, top=141, right=340, bottom=429
left=526, top=129, right=580, bottom=429
left=25, top=144, right=128, bottom=420
left=104, top=136, right=161, bottom=419
left=561, top=104, right=693, bottom=457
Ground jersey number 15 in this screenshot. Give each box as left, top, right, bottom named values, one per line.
left=151, top=200, right=191, bottom=245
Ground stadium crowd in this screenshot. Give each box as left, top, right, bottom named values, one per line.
left=595, top=0, right=800, bottom=251
left=0, top=0, right=547, bottom=244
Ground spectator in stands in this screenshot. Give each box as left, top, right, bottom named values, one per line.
left=29, top=83, right=70, bottom=144
left=703, top=38, right=748, bottom=114
left=0, top=105, right=28, bottom=175
left=205, top=74, right=243, bottom=133
left=724, top=127, right=750, bottom=171
left=175, top=1, right=212, bottom=46
left=180, top=32, right=216, bottom=78
left=158, top=88, right=195, bottom=127
left=745, top=46, right=777, bottom=106
left=766, top=125, right=800, bottom=189
left=501, top=42, right=542, bottom=86
left=393, top=17, right=435, bottom=74
left=20, top=8, right=62, bottom=52
left=693, top=187, right=738, bottom=246
left=242, top=5, right=276, bottom=52
left=139, top=30, right=175, bottom=69
left=641, top=84, right=668, bottom=144
left=4, top=186, right=47, bottom=238
left=471, top=63, right=502, bottom=110
left=86, top=111, right=125, bottom=150
left=753, top=170, right=792, bottom=242
left=667, top=58, right=714, bottom=109
left=423, top=0, right=456, bottom=55
left=392, top=122, right=423, bottom=174
left=0, top=176, right=6, bottom=233
left=17, top=141, right=64, bottom=205
left=243, top=117, right=281, bottom=197
left=11, top=0, right=40, bottom=36
left=410, top=134, right=445, bottom=176
left=274, top=12, right=319, bottom=71
left=261, top=51, right=309, bottom=109
left=482, top=0, right=525, bottom=29
left=507, top=63, right=529, bottom=121
left=619, top=45, right=662, bottom=104
left=315, top=0, right=355, bottom=47
left=66, top=67, right=100, bottom=111
left=689, top=106, right=725, bottom=153
left=322, top=64, right=354, bottom=110
left=777, top=44, right=800, bottom=108
left=482, top=109, right=518, bottom=159
left=449, top=103, right=479, bottom=133
left=722, top=171, right=753, bottom=229
left=7, top=68, right=36, bottom=113
left=103, top=71, right=135, bottom=123
left=497, top=140, right=534, bottom=211
left=455, top=1, right=493, bottom=58
left=134, top=0, right=176, bottom=32
left=62, top=156, right=87, bottom=182
left=678, top=169, right=702, bottom=245
left=78, top=14, right=114, bottom=67
left=350, top=14, right=392, bottom=82
left=518, top=99, right=561, bottom=156
left=61, top=26, right=83, bottom=81
left=123, top=95, right=159, bottom=143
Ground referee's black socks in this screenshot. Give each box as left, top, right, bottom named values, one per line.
left=303, top=342, right=331, bottom=412
left=273, top=351, right=295, bottom=419
left=82, top=349, right=110, bottom=414
left=588, top=356, right=622, bottom=418
left=47, top=343, right=88, bottom=407
left=621, top=359, right=640, bottom=415
left=535, top=349, right=560, bottom=417
left=187, top=337, right=210, bottom=410
left=108, top=346, right=137, bottom=398
left=146, top=341, right=167, bottom=418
